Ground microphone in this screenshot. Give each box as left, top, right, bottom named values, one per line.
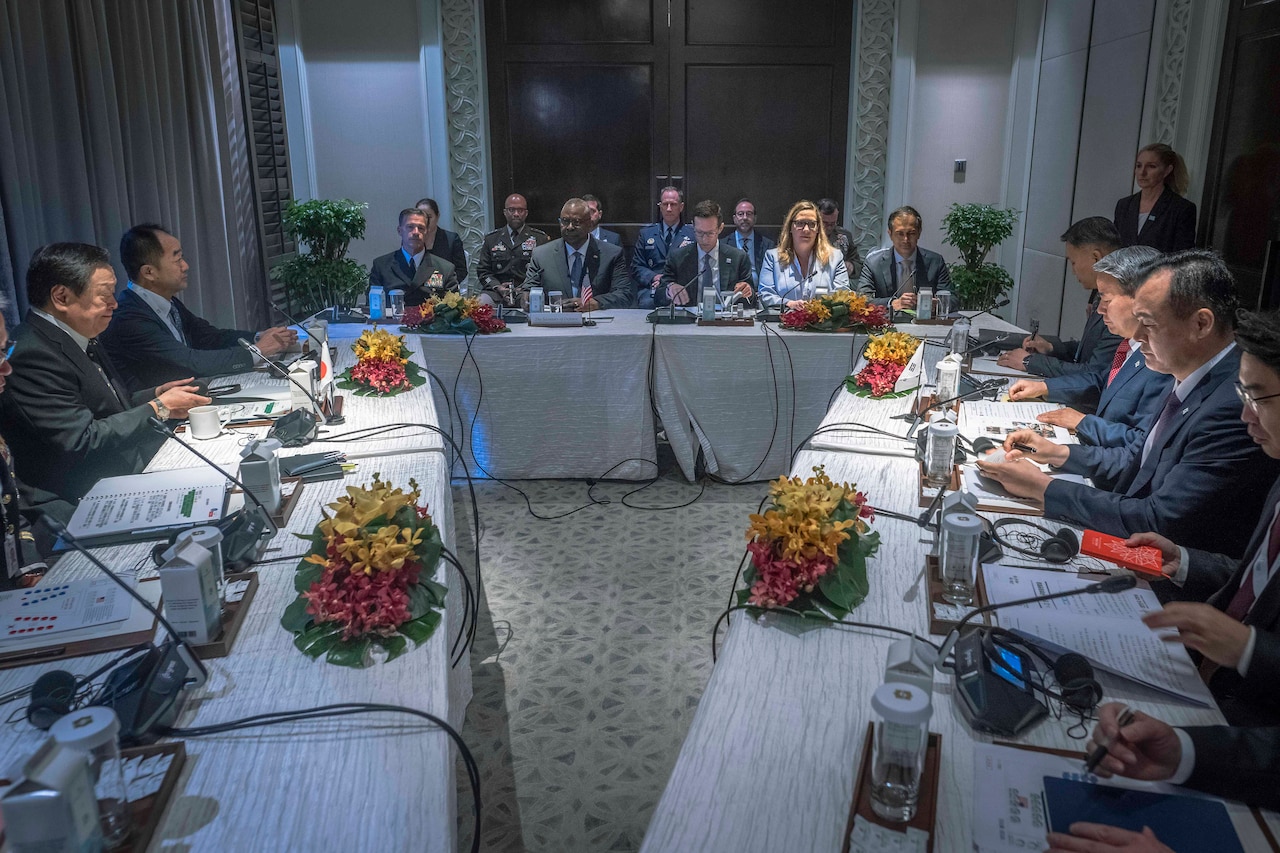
left=917, top=483, right=946, bottom=529
left=894, top=378, right=1005, bottom=437
left=237, top=338, right=344, bottom=425
left=667, top=272, right=701, bottom=320
left=966, top=296, right=1011, bottom=323
left=953, top=333, right=1013, bottom=360
left=147, top=416, right=280, bottom=540
left=42, top=516, right=210, bottom=742
left=933, top=573, right=1136, bottom=671
left=270, top=301, right=315, bottom=337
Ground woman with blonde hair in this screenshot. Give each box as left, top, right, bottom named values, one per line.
left=758, top=200, right=850, bottom=309
left=1113, top=143, right=1197, bottom=252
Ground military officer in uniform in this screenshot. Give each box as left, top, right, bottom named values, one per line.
left=631, top=186, right=696, bottom=310
left=476, top=193, right=550, bottom=307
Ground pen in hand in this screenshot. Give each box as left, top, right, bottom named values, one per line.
left=1011, top=442, right=1037, bottom=455
left=1084, top=704, right=1135, bottom=773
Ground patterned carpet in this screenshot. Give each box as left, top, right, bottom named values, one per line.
left=453, top=460, right=770, bottom=852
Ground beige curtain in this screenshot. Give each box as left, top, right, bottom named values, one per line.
left=0, top=0, right=267, bottom=330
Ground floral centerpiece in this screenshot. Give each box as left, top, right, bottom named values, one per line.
left=401, top=292, right=508, bottom=335
left=338, top=328, right=425, bottom=396
left=282, top=474, right=446, bottom=667
left=780, top=291, right=890, bottom=333
left=741, top=466, right=879, bottom=618
left=847, top=330, right=921, bottom=398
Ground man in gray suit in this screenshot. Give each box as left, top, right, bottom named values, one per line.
left=856, top=205, right=951, bottom=311
left=368, top=208, right=460, bottom=306
left=522, top=198, right=635, bottom=311
left=582, top=194, right=621, bottom=247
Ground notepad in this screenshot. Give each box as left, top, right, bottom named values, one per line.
left=1043, top=776, right=1243, bottom=853
left=67, top=467, right=227, bottom=545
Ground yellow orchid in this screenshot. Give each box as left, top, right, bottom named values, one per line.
left=747, top=467, right=866, bottom=561
left=864, top=330, right=920, bottom=366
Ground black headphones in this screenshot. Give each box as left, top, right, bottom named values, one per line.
left=991, top=518, right=1079, bottom=564
left=983, top=627, right=1102, bottom=713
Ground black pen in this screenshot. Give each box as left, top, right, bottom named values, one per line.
left=1084, top=704, right=1135, bottom=773
left=1012, top=442, right=1037, bottom=455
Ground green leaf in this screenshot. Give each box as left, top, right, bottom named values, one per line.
left=416, top=525, right=443, bottom=574
left=407, top=582, right=432, bottom=619
left=281, top=597, right=313, bottom=633
left=326, top=637, right=371, bottom=668
left=380, top=635, right=408, bottom=662
left=294, top=624, right=342, bottom=658
left=294, top=563, right=324, bottom=594
left=421, top=578, right=448, bottom=606
left=400, top=610, right=442, bottom=645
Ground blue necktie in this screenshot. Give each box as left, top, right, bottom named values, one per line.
left=168, top=302, right=187, bottom=345
left=701, top=254, right=713, bottom=303
left=570, top=251, right=583, bottom=297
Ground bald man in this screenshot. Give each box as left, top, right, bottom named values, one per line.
left=476, top=193, right=550, bottom=307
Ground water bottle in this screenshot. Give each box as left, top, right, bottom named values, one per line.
left=701, top=282, right=718, bottom=319
left=529, top=286, right=545, bottom=313
left=950, top=318, right=972, bottom=356
left=916, top=287, right=933, bottom=321
left=368, top=285, right=384, bottom=321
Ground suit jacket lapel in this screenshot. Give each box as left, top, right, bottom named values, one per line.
left=586, top=239, right=601, bottom=290
left=31, top=314, right=121, bottom=412
left=1099, top=352, right=1142, bottom=412
left=1128, top=354, right=1234, bottom=495
left=1140, top=187, right=1175, bottom=236
left=1211, top=480, right=1280, bottom=613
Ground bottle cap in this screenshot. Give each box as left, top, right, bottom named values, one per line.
left=871, top=682, right=932, bottom=725
left=928, top=419, right=958, bottom=437
left=942, top=512, right=983, bottom=536
left=50, top=706, right=120, bottom=752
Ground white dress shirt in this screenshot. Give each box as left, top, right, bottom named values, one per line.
left=1140, top=342, right=1235, bottom=465
left=128, top=282, right=184, bottom=343
left=30, top=307, right=89, bottom=352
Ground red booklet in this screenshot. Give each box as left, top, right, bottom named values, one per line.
left=1081, top=530, right=1164, bottom=577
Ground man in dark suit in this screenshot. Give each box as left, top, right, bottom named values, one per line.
left=655, top=199, right=754, bottom=309
left=476, top=193, right=550, bottom=307
left=0, top=243, right=208, bottom=509
left=997, top=217, right=1124, bottom=378
left=1045, top=702, right=1280, bottom=843
left=817, top=198, right=862, bottom=277
left=521, top=198, right=634, bottom=311
left=582, top=194, right=621, bottom=246
left=369, top=208, right=460, bottom=306
left=99, top=224, right=297, bottom=391
left=856, top=205, right=951, bottom=311
left=720, top=198, right=774, bottom=285
left=632, top=186, right=696, bottom=310
left=1007, top=246, right=1171, bottom=448
left=978, top=251, right=1280, bottom=559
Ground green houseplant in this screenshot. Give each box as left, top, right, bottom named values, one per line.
left=940, top=203, right=1020, bottom=309
left=270, top=199, right=369, bottom=316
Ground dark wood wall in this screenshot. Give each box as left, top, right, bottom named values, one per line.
left=484, top=0, right=853, bottom=246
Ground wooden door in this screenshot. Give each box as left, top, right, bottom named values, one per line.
left=484, top=0, right=853, bottom=246
left=1200, top=0, right=1280, bottom=310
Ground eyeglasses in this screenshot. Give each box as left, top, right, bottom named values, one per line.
left=734, top=210, right=755, bottom=218
left=504, top=207, right=527, bottom=213
left=1235, top=381, right=1280, bottom=412
left=0, top=344, right=12, bottom=366
left=693, top=229, right=720, bottom=239
left=791, top=220, right=819, bottom=231
left=557, top=218, right=586, bottom=227
left=891, top=230, right=921, bottom=239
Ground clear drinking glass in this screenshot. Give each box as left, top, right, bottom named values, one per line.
left=549, top=292, right=564, bottom=312
left=869, top=682, right=931, bottom=822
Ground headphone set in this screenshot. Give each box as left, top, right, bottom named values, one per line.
left=990, top=518, right=1080, bottom=563
left=981, top=626, right=1102, bottom=713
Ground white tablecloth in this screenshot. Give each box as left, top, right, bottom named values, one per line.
left=0, top=393, right=468, bottom=851
left=640, top=409, right=1273, bottom=852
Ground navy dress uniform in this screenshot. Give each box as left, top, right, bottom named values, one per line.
left=476, top=225, right=551, bottom=305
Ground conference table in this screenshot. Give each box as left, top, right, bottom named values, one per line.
left=639, top=373, right=1279, bottom=850
left=417, top=309, right=982, bottom=483
left=0, top=332, right=469, bottom=852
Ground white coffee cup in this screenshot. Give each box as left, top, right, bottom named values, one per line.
left=188, top=405, right=225, bottom=440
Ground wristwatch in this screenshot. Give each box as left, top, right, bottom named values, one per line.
left=1022, top=354, right=1033, bottom=370
left=153, top=398, right=172, bottom=420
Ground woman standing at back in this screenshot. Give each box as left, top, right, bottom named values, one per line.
left=1113, top=143, right=1197, bottom=252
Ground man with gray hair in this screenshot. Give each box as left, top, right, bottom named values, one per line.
left=1006, top=246, right=1172, bottom=479
left=979, top=250, right=1280, bottom=560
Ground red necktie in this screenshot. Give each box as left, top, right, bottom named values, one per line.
left=1223, top=511, right=1280, bottom=621
left=1107, top=340, right=1131, bottom=386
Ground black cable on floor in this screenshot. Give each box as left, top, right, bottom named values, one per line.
left=158, top=702, right=481, bottom=853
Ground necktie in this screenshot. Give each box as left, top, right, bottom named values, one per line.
left=407, top=256, right=417, bottom=280
left=701, top=253, right=714, bottom=304
left=1106, top=341, right=1131, bottom=386
left=1200, top=509, right=1280, bottom=681
left=663, top=227, right=674, bottom=250
left=86, top=340, right=127, bottom=409
left=570, top=251, right=583, bottom=296
left=168, top=301, right=187, bottom=345
left=1143, top=389, right=1184, bottom=461
left=901, top=257, right=915, bottom=293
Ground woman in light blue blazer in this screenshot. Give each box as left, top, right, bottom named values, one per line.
left=758, top=200, right=850, bottom=308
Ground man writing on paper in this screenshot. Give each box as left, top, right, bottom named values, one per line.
left=100, top=224, right=297, bottom=391
left=1005, top=246, right=1171, bottom=476
left=1045, top=703, right=1280, bottom=851
left=655, top=199, right=754, bottom=309
left=0, top=243, right=209, bottom=509
left=977, top=250, right=1280, bottom=559
left=1100, top=310, right=1280, bottom=727
left=997, top=217, right=1123, bottom=377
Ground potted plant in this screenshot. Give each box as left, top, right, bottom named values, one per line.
left=940, top=203, right=1020, bottom=310
left=270, top=199, right=369, bottom=317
